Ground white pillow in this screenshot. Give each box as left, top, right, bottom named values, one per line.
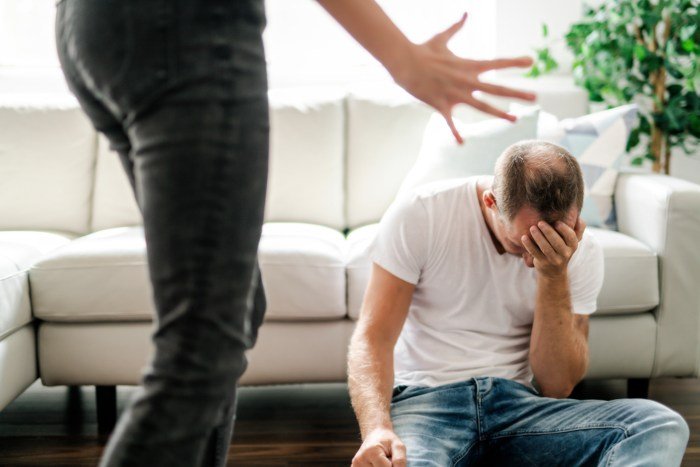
left=397, top=106, right=540, bottom=198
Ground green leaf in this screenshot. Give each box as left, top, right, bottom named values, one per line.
left=667, top=84, right=684, bottom=97
left=631, top=157, right=645, bottom=166
left=626, top=127, right=641, bottom=151
left=681, top=38, right=696, bottom=52
left=634, top=44, right=647, bottom=61
left=542, top=23, right=549, bottom=38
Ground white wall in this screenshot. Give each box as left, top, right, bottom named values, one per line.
left=495, top=0, right=584, bottom=72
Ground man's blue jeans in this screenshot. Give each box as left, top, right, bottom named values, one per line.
left=55, top=0, right=269, bottom=465
left=390, top=377, right=689, bottom=466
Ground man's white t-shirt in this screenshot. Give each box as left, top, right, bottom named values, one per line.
left=367, top=175, right=605, bottom=390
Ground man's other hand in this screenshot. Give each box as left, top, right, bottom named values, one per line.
left=351, top=427, right=407, bottom=466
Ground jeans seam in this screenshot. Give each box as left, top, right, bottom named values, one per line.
left=452, top=440, right=479, bottom=466
left=603, top=430, right=628, bottom=467
left=604, top=442, right=618, bottom=467
left=491, top=424, right=629, bottom=439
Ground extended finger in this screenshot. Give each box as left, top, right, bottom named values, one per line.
left=529, top=225, right=559, bottom=262
left=521, top=234, right=545, bottom=261
left=522, top=251, right=535, bottom=268
left=555, top=221, right=578, bottom=248
left=473, top=81, right=536, bottom=101
left=463, top=94, right=516, bottom=121
left=537, top=221, right=570, bottom=256
left=441, top=110, right=464, bottom=145
left=474, top=56, right=534, bottom=72
left=574, top=216, right=586, bottom=241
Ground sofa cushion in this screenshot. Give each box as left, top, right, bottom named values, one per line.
left=0, top=96, right=96, bottom=235
left=30, top=226, right=153, bottom=322
left=30, top=222, right=346, bottom=322
left=346, top=225, right=658, bottom=320
left=0, top=255, right=30, bottom=340
left=90, top=133, right=142, bottom=232
left=591, top=228, right=659, bottom=314
left=0, top=230, right=74, bottom=339
left=258, top=223, right=346, bottom=320
left=90, top=87, right=347, bottom=232
left=396, top=106, right=539, bottom=198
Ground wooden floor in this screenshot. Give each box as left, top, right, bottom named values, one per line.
left=0, top=377, right=699, bottom=466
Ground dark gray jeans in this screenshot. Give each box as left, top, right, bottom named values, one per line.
left=55, top=1, right=269, bottom=465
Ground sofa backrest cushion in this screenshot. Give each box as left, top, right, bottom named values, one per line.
left=90, top=87, right=347, bottom=232
left=0, top=96, right=96, bottom=235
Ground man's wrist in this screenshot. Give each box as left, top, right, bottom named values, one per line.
left=361, top=420, right=394, bottom=439
left=537, top=270, right=568, bottom=285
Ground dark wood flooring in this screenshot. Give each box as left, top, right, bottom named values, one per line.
left=0, top=377, right=698, bottom=466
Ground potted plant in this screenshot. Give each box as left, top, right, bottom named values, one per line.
left=528, top=0, right=700, bottom=174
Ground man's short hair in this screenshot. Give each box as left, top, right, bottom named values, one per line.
left=491, top=140, right=584, bottom=224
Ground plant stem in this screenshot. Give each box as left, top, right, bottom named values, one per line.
left=649, top=12, right=671, bottom=174
left=664, top=135, right=671, bottom=175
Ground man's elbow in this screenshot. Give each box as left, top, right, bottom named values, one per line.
left=538, top=380, right=575, bottom=399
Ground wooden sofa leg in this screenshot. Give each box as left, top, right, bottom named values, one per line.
left=627, top=378, right=650, bottom=398
left=96, top=385, right=117, bottom=436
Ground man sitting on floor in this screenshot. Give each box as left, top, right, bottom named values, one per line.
left=348, top=140, right=689, bottom=466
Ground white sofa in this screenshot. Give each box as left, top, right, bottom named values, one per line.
left=1, top=81, right=700, bottom=435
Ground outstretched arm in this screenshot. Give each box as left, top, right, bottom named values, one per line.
left=315, top=0, right=536, bottom=144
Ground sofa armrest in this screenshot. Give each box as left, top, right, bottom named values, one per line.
left=614, top=172, right=700, bottom=377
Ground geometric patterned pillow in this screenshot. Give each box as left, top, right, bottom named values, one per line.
left=533, top=103, right=639, bottom=230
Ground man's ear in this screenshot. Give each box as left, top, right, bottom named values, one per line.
left=483, top=190, right=497, bottom=210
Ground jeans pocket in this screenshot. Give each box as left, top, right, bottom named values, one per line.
left=392, top=385, right=408, bottom=399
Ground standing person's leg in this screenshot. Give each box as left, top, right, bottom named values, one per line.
left=477, top=377, right=689, bottom=466
left=55, top=0, right=270, bottom=465
left=199, top=262, right=267, bottom=467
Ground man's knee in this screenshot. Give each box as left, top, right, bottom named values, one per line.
left=627, top=399, right=689, bottom=449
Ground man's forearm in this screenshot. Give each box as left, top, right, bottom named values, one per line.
left=347, top=326, right=396, bottom=439
left=529, top=273, right=588, bottom=398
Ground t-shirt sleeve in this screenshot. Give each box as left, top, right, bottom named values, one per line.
left=367, top=192, right=430, bottom=285
left=567, top=231, right=605, bottom=315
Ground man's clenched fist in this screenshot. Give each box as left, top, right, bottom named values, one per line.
left=351, top=427, right=407, bottom=467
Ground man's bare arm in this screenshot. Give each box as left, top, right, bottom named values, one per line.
left=529, top=273, right=589, bottom=398
left=348, top=263, right=415, bottom=466
left=522, top=218, right=590, bottom=398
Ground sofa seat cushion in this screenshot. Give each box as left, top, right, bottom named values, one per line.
left=30, top=226, right=152, bottom=322
left=346, top=224, right=658, bottom=320
left=0, top=231, right=74, bottom=338
left=30, top=223, right=347, bottom=322
left=258, top=223, right=346, bottom=320
left=589, top=228, right=659, bottom=314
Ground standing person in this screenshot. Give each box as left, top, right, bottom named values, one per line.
left=54, top=0, right=536, bottom=465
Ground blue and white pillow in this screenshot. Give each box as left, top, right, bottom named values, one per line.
left=527, top=103, right=639, bottom=230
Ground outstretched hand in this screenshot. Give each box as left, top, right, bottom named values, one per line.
left=391, top=12, right=536, bottom=144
